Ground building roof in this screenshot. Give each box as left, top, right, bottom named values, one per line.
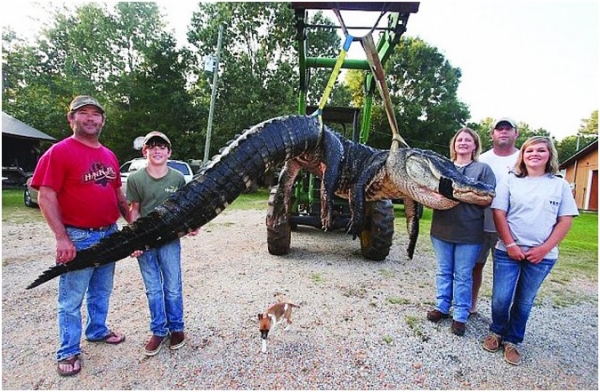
left=2, top=112, right=55, bottom=141
left=559, top=139, right=598, bottom=169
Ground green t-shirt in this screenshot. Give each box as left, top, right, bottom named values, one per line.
left=127, top=167, right=185, bottom=217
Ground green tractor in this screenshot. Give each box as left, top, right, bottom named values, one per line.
left=267, top=2, right=420, bottom=261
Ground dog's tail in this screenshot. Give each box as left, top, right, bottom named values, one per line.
left=288, top=303, right=300, bottom=308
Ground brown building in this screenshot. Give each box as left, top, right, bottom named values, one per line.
left=560, top=139, right=598, bottom=211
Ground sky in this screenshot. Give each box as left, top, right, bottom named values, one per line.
left=2, top=1, right=599, bottom=141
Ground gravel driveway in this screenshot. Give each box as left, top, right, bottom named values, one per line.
left=2, top=209, right=597, bottom=389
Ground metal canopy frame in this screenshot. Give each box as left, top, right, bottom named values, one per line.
left=291, top=2, right=419, bottom=143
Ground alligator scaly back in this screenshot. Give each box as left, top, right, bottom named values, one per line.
left=26, top=115, right=322, bottom=289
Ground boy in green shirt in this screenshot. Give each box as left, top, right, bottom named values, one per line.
left=127, top=131, right=198, bottom=356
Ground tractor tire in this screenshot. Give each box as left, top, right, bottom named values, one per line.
left=360, top=200, right=395, bottom=261
left=266, top=186, right=291, bottom=255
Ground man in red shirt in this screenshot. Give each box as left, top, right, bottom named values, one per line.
left=31, top=95, right=131, bottom=377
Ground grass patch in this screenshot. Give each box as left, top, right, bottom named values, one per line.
left=310, top=273, right=324, bottom=284
left=386, top=297, right=411, bottom=305
left=537, top=212, right=597, bottom=306
left=4, top=189, right=597, bottom=306
left=2, top=189, right=44, bottom=224
left=2, top=187, right=272, bottom=223
left=228, top=188, right=270, bottom=210
left=394, top=204, right=597, bottom=283
left=405, top=315, right=429, bottom=342
left=382, top=335, right=393, bottom=345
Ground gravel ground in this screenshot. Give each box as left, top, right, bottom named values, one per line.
left=2, top=209, right=598, bottom=389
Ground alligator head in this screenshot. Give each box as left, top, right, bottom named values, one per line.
left=386, top=148, right=495, bottom=210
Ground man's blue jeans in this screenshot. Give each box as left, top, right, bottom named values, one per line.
left=431, top=236, right=482, bottom=322
left=57, top=224, right=118, bottom=361
left=137, top=239, right=184, bottom=337
left=490, top=249, right=556, bottom=345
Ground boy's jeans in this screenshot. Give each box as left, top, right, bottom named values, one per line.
left=490, top=249, right=556, bottom=344
left=57, top=224, right=118, bottom=361
left=431, top=236, right=482, bottom=322
left=137, top=239, right=184, bottom=337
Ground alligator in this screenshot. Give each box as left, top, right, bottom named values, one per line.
left=26, top=115, right=494, bottom=289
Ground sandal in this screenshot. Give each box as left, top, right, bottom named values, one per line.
left=482, top=332, right=502, bottom=353
left=88, top=330, right=126, bottom=345
left=57, top=355, right=81, bottom=377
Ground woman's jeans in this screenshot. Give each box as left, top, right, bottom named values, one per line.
left=490, top=249, right=556, bottom=345
left=137, top=239, right=184, bottom=337
left=57, top=224, right=118, bottom=361
left=431, top=236, right=482, bottom=322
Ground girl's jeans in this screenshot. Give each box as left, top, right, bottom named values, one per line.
left=137, top=239, right=184, bottom=337
left=490, top=249, right=556, bottom=344
left=431, top=236, right=482, bottom=322
left=57, top=224, right=118, bottom=361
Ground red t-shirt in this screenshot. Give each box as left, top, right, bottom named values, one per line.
left=31, top=137, right=123, bottom=228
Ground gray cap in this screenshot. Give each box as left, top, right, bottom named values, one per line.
left=69, top=95, right=105, bottom=114
left=493, top=117, right=517, bottom=129
left=142, top=131, right=171, bottom=147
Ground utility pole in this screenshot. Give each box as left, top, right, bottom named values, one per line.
left=203, top=24, right=223, bottom=163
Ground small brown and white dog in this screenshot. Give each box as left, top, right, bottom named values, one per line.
left=258, top=302, right=300, bottom=353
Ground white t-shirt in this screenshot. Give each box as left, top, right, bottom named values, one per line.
left=480, top=149, right=520, bottom=232
left=491, top=173, right=579, bottom=259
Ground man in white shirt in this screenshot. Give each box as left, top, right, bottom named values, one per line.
left=471, top=117, right=520, bottom=315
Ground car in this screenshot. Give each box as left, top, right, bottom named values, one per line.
left=24, top=176, right=38, bottom=207
left=23, top=158, right=194, bottom=207
left=120, top=158, right=194, bottom=195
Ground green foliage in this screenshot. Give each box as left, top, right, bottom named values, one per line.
left=348, top=37, right=471, bottom=153
left=556, top=110, right=598, bottom=163
left=578, top=110, right=598, bottom=136
left=2, top=2, right=201, bottom=163
left=470, top=117, right=553, bottom=153
left=469, top=112, right=599, bottom=163
left=3, top=2, right=593, bottom=169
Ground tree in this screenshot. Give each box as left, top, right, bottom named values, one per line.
left=2, top=3, right=199, bottom=162
left=471, top=118, right=553, bottom=153
left=186, top=3, right=345, bottom=157
left=557, top=110, right=598, bottom=162
left=579, top=110, right=598, bottom=136
left=346, top=37, right=470, bottom=154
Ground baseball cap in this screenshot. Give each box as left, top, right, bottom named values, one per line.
left=69, top=95, right=105, bottom=114
left=493, top=117, right=517, bottom=129
left=142, top=131, right=171, bottom=147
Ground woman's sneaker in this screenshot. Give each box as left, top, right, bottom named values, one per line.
left=170, top=331, right=186, bottom=350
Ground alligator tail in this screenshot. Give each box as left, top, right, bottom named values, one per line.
left=26, top=115, right=322, bottom=289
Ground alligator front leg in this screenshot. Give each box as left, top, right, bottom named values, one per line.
left=318, top=131, right=345, bottom=230
left=347, top=152, right=389, bottom=239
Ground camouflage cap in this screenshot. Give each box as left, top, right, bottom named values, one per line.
left=142, top=131, right=171, bottom=147
left=69, top=95, right=105, bottom=114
